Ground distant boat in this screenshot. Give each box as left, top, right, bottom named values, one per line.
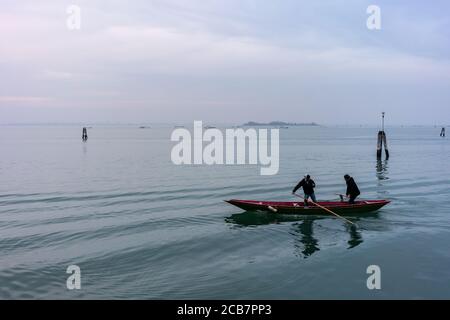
left=204, top=126, right=217, bottom=129
left=139, top=126, right=150, bottom=129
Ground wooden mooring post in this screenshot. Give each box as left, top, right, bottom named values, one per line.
left=377, top=112, right=389, bottom=159
left=82, top=127, right=88, bottom=141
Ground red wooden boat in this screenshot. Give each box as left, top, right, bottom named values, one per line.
left=225, top=199, right=390, bottom=215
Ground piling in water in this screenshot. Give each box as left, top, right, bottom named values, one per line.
left=377, top=131, right=389, bottom=159
left=440, top=127, right=446, bottom=137
left=377, top=131, right=383, bottom=158
left=82, top=127, right=88, bottom=141
left=382, top=131, right=389, bottom=159
left=377, top=112, right=389, bottom=160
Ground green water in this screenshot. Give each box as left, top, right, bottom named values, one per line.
left=0, top=125, right=449, bottom=299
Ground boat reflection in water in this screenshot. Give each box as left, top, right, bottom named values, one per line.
left=225, top=211, right=377, bottom=259
left=291, top=218, right=320, bottom=258
left=346, top=224, right=363, bottom=249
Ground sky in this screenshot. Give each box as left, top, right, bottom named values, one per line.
left=1, top=0, right=449, bottom=125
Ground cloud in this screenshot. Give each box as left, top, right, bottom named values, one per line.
left=0, top=96, right=52, bottom=102
left=0, top=0, right=449, bottom=124
left=42, top=70, right=74, bottom=80
left=0, top=96, right=54, bottom=104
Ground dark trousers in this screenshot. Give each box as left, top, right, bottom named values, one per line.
left=304, top=193, right=316, bottom=206
left=348, top=195, right=358, bottom=204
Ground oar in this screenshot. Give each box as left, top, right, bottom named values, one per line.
left=293, top=193, right=356, bottom=226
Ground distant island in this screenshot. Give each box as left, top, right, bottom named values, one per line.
left=243, top=121, right=319, bottom=127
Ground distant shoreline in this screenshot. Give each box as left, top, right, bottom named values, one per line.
left=243, top=121, right=319, bottom=127
left=0, top=123, right=446, bottom=128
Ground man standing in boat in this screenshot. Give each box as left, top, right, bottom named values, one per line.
left=344, top=174, right=360, bottom=204
left=292, top=175, right=316, bottom=207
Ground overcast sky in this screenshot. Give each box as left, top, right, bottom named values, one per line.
left=1, top=0, right=449, bottom=125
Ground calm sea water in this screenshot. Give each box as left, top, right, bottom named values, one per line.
left=0, top=125, right=449, bottom=299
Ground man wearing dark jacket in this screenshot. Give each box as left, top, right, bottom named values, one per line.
left=292, top=175, right=316, bottom=207
left=344, top=174, right=360, bottom=204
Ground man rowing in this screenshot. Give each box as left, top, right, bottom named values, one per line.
left=292, top=174, right=316, bottom=207
left=344, top=174, right=360, bottom=204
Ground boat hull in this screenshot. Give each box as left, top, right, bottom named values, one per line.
left=225, top=199, right=390, bottom=215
